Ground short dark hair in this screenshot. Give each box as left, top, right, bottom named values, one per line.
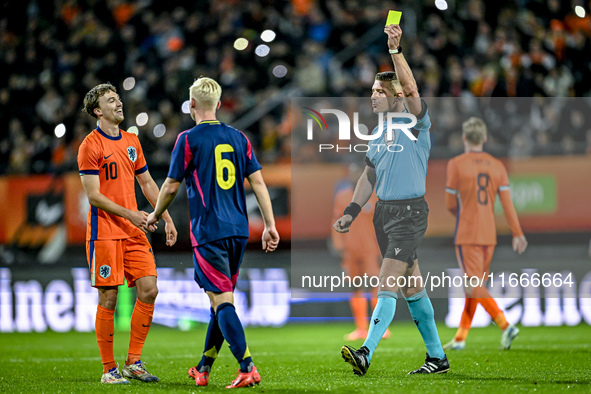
left=375, top=71, right=398, bottom=82
left=375, top=72, right=400, bottom=94
left=83, top=83, right=117, bottom=119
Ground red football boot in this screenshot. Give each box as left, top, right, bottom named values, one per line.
left=188, top=366, right=209, bottom=386
left=225, top=366, right=261, bottom=388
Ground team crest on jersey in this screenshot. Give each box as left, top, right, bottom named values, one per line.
left=99, top=265, right=111, bottom=279
left=127, top=146, right=137, bottom=162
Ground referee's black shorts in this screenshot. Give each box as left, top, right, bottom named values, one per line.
left=373, top=196, right=429, bottom=267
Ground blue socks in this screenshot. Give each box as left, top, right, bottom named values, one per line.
left=406, top=289, right=445, bottom=360
left=197, top=308, right=225, bottom=371
left=362, top=291, right=397, bottom=361
left=216, top=302, right=253, bottom=372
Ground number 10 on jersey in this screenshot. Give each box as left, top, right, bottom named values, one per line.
left=215, top=144, right=236, bottom=189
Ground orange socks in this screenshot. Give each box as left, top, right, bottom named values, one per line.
left=96, top=306, right=116, bottom=373
left=126, top=299, right=154, bottom=365
left=454, top=288, right=510, bottom=341
left=350, top=295, right=368, bottom=331
left=97, top=300, right=156, bottom=371
left=454, top=297, right=477, bottom=342
left=492, top=312, right=509, bottom=330
left=474, top=286, right=509, bottom=330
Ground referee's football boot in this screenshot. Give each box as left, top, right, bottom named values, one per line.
left=408, top=353, right=449, bottom=374
left=341, top=345, right=370, bottom=376
left=500, top=324, right=519, bottom=350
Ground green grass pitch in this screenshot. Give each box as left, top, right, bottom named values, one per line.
left=1, top=322, right=590, bottom=393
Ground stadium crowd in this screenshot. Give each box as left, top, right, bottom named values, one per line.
left=1, top=0, right=591, bottom=174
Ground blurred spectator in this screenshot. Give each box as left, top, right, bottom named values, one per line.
left=29, top=126, right=52, bottom=174
left=1, top=0, right=591, bottom=175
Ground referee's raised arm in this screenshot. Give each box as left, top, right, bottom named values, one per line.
left=384, top=24, right=422, bottom=116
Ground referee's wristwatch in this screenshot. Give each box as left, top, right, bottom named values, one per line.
left=389, top=46, right=402, bottom=54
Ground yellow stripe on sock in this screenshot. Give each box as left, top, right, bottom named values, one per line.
left=204, top=347, right=218, bottom=359
left=242, top=346, right=251, bottom=360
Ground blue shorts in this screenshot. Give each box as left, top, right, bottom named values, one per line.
left=192, top=237, right=248, bottom=293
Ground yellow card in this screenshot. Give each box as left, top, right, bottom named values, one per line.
left=386, top=10, right=402, bottom=26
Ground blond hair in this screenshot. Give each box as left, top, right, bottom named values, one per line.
left=189, top=77, right=221, bottom=111
left=462, top=117, right=487, bottom=145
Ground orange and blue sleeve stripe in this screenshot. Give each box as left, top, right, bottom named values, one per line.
left=135, top=165, right=148, bottom=175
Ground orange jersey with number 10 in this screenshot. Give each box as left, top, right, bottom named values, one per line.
left=446, top=152, right=523, bottom=245
left=78, top=128, right=148, bottom=241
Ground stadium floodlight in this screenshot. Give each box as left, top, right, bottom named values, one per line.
left=261, top=30, right=276, bottom=43
left=575, top=6, right=585, bottom=18
left=136, top=112, right=149, bottom=126
left=435, top=0, right=448, bottom=10
left=233, top=38, right=249, bottom=51
left=255, top=44, right=270, bottom=57
left=54, top=123, right=66, bottom=138
left=123, top=77, right=135, bottom=90
left=127, top=126, right=139, bottom=135
left=272, top=65, right=288, bottom=78
left=182, top=100, right=190, bottom=114
left=153, top=124, right=166, bottom=138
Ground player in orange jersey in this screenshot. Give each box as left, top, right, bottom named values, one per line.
left=331, top=163, right=389, bottom=341
left=443, top=117, right=528, bottom=351
left=78, top=83, right=178, bottom=384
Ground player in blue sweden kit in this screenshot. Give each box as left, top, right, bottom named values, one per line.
left=147, top=77, right=280, bottom=388
left=334, top=24, right=449, bottom=375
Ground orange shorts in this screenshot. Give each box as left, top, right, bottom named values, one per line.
left=342, top=251, right=381, bottom=278
left=455, top=245, right=495, bottom=278
left=86, top=234, right=157, bottom=288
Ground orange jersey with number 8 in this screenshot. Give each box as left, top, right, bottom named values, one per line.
left=446, top=152, right=523, bottom=245
left=78, top=128, right=148, bottom=241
